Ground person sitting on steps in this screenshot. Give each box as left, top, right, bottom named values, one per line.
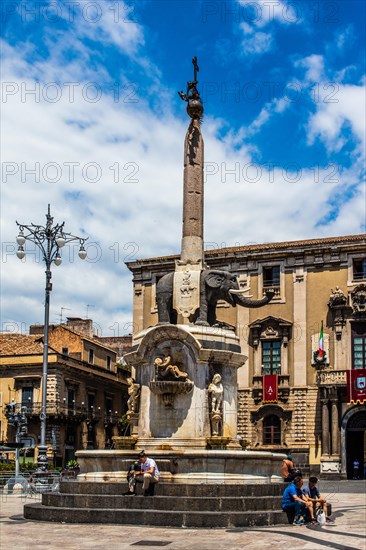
left=282, top=476, right=317, bottom=525
left=303, top=476, right=334, bottom=525
left=281, top=454, right=302, bottom=482
left=125, top=450, right=160, bottom=496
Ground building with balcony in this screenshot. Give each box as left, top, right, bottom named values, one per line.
left=126, top=234, right=366, bottom=478
left=0, top=319, right=131, bottom=466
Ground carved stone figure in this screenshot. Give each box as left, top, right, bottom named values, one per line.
left=126, top=377, right=140, bottom=414
left=208, top=373, right=223, bottom=414
left=154, top=355, right=189, bottom=381
left=156, top=269, right=274, bottom=326
left=350, top=284, right=366, bottom=315
left=328, top=286, right=347, bottom=307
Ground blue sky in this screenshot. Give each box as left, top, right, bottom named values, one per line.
left=1, top=0, right=365, bottom=336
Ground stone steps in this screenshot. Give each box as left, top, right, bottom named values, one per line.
left=24, top=504, right=287, bottom=528
left=43, top=493, right=283, bottom=512
left=60, top=481, right=284, bottom=497
left=23, top=481, right=289, bottom=528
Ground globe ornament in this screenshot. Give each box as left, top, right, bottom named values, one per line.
left=187, top=98, right=204, bottom=120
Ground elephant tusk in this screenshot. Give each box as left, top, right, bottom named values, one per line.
left=229, top=288, right=252, bottom=297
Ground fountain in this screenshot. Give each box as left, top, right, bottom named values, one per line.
left=24, top=59, right=287, bottom=528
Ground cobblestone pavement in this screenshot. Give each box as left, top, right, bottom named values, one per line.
left=1, top=481, right=365, bottom=550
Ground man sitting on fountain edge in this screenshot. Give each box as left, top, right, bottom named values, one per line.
left=125, top=450, right=160, bottom=496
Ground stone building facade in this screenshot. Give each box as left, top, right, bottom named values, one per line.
left=126, top=234, right=366, bottom=478
left=0, top=319, right=131, bottom=466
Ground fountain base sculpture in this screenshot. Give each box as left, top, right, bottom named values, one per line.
left=75, top=324, right=284, bottom=484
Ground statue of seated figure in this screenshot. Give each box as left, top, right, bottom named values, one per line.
left=154, top=356, right=188, bottom=381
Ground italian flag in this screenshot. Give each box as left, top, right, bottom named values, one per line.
left=318, top=322, right=324, bottom=357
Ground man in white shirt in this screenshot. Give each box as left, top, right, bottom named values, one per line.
left=128, top=450, right=160, bottom=496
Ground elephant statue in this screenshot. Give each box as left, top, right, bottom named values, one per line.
left=156, top=269, right=274, bottom=326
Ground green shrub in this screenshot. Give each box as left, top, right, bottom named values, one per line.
left=65, top=460, right=79, bottom=470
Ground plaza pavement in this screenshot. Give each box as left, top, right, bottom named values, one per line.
left=0, top=480, right=365, bottom=550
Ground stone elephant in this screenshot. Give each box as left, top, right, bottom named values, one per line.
left=156, top=269, right=274, bottom=326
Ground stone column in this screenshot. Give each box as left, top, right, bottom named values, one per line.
left=321, top=399, right=330, bottom=455
left=331, top=399, right=339, bottom=456
left=181, top=118, right=204, bottom=264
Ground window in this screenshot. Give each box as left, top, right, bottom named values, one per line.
left=263, top=266, right=280, bottom=288
left=62, top=347, right=69, bottom=356
left=263, top=414, right=281, bottom=445
left=106, top=356, right=111, bottom=370
left=21, top=387, right=33, bottom=406
left=352, top=323, right=366, bottom=369
left=67, top=388, right=75, bottom=410
left=88, top=393, right=95, bottom=412
left=262, top=341, right=281, bottom=375
left=88, top=349, right=94, bottom=364
left=353, top=258, right=366, bottom=281
left=66, top=427, right=75, bottom=445
left=105, top=397, right=113, bottom=415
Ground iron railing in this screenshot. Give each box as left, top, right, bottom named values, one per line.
left=6, top=402, right=121, bottom=424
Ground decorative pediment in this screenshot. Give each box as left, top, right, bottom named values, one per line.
left=248, top=316, right=292, bottom=347
left=251, top=404, right=291, bottom=423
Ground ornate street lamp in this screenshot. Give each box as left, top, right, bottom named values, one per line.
left=16, top=204, right=88, bottom=471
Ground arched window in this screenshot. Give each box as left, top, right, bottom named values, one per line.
left=263, top=414, right=281, bottom=445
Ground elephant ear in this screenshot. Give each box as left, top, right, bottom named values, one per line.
left=205, top=271, right=227, bottom=288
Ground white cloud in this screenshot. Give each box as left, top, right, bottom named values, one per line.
left=237, top=0, right=300, bottom=55
left=240, top=25, right=273, bottom=55
left=307, top=83, right=366, bottom=152
left=295, top=54, right=325, bottom=83
left=74, top=0, right=144, bottom=55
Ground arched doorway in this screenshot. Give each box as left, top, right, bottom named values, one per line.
left=341, top=407, right=366, bottom=479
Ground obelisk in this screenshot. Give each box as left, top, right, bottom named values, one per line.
left=179, top=56, right=204, bottom=264
left=173, top=57, right=204, bottom=322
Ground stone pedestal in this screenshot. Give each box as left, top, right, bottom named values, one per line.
left=320, top=456, right=341, bottom=478
left=125, top=324, right=245, bottom=450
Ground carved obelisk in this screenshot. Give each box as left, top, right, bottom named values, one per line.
left=173, top=57, right=204, bottom=321
left=179, top=57, right=204, bottom=264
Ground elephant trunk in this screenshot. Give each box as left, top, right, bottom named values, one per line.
left=229, top=289, right=275, bottom=308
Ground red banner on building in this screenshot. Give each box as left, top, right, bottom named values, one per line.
left=263, top=375, right=278, bottom=403
left=347, top=369, right=366, bottom=405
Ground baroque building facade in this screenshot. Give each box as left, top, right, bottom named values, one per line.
left=0, top=318, right=131, bottom=466
left=126, top=234, right=366, bottom=478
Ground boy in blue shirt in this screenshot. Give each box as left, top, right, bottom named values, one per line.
left=282, top=476, right=316, bottom=525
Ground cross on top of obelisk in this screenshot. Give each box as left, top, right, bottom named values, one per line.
left=178, top=56, right=204, bottom=121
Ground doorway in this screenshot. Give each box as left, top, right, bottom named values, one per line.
left=346, top=409, right=366, bottom=479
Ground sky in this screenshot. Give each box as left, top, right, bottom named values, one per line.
left=1, top=0, right=365, bottom=337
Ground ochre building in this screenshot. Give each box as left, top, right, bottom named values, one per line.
left=0, top=318, right=131, bottom=466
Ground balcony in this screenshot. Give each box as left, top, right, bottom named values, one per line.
left=10, top=402, right=88, bottom=422
left=263, top=283, right=281, bottom=299
left=317, top=370, right=347, bottom=386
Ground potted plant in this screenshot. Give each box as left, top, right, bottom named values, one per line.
left=61, top=459, right=80, bottom=479
left=65, top=459, right=80, bottom=472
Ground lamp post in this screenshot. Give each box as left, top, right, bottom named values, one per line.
left=4, top=403, right=28, bottom=478
left=16, top=204, right=88, bottom=471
